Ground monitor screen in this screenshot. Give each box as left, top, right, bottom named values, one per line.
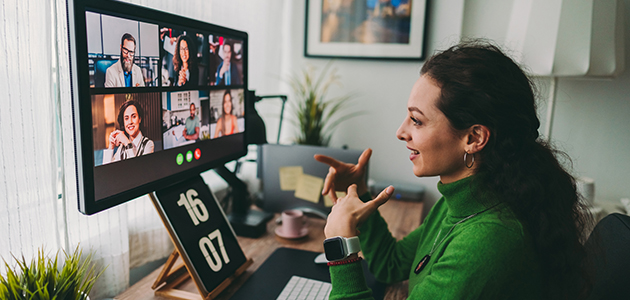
left=68, top=0, right=248, bottom=214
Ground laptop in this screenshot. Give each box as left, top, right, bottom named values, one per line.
left=229, top=247, right=385, bottom=300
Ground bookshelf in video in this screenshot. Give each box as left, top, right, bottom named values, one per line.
left=86, top=10, right=246, bottom=202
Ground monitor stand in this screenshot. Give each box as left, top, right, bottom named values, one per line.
left=214, top=165, right=273, bottom=238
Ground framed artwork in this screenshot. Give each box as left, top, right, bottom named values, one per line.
left=305, top=0, right=428, bottom=60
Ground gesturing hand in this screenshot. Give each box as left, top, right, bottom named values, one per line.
left=108, top=130, right=124, bottom=149
left=116, top=131, right=130, bottom=147
left=314, top=148, right=372, bottom=203
left=219, top=61, right=230, bottom=77
left=178, top=69, right=187, bottom=86
left=324, top=184, right=394, bottom=238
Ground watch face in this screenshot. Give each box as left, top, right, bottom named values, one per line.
left=324, top=237, right=345, bottom=261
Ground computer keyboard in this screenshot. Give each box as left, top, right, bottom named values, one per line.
left=276, top=275, right=332, bottom=300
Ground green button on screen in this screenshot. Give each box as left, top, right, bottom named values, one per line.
left=176, top=153, right=184, bottom=165
left=186, top=151, right=193, bottom=162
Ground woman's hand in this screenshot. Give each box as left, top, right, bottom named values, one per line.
left=115, top=131, right=130, bottom=147
left=324, top=184, right=394, bottom=238
left=178, top=69, right=187, bottom=86
left=315, top=148, right=372, bottom=203
left=108, top=130, right=123, bottom=149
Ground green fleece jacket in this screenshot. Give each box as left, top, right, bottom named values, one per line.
left=328, top=176, right=543, bottom=299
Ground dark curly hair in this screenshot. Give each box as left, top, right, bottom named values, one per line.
left=173, top=34, right=197, bottom=73
left=421, top=41, right=593, bottom=299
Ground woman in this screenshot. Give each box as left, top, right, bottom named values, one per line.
left=317, top=42, right=592, bottom=299
left=214, top=90, right=239, bottom=138
left=103, top=100, right=154, bottom=164
left=173, top=34, right=198, bottom=87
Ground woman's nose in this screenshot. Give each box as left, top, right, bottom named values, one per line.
left=396, top=122, right=409, bottom=141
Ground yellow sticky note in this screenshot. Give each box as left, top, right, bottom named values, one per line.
left=323, top=192, right=347, bottom=207
left=294, top=174, right=324, bottom=203
left=279, top=166, right=303, bottom=191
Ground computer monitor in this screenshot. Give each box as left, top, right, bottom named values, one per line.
left=67, top=0, right=249, bottom=214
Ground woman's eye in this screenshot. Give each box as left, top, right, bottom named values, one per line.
left=410, top=116, right=422, bottom=126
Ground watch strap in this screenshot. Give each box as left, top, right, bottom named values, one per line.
left=344, top=236, right=361, bottom=255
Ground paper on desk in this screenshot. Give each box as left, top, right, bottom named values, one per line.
left=279, top=166, right=303, bottom=191
left=323, top=192, right=346, bottom=207
left=294, top=174, right=324, bottom=203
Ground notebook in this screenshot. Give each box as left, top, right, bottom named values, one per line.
left=229, top=247, right=384, bottom=300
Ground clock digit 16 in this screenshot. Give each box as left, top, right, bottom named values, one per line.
left=177, top=189, right=209, bottom=225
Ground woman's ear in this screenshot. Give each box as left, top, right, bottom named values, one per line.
left=465, top=125, right=490, bottom=154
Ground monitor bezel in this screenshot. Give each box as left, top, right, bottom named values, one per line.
left=68, top=0, right=249, bottom=215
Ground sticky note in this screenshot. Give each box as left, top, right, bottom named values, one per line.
left=279, top=166, right=303, bottom=191
left=323, top=192, right=347, bottom=207
left=294, top=174, right=324, bottom=203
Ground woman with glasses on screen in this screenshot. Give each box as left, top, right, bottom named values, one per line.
left=103, top=100, right=154, bottom=164
left=173, top=34, right=199, bottom=87
left=213, top=90, right=239, bottom=138
left=317, top=41, right=592, bottom=299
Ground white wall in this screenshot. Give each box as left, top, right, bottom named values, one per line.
left=551, top=64, right=630, bottom=202
left=278, top=0, right=630, bottom=204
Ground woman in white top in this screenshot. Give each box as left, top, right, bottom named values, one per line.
left=103, top=100, right=154, bottom=164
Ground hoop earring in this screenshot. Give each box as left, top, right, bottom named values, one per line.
left=464, top=151, right=475, bottom=169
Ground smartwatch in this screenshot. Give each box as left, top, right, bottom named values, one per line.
left=323, top=236, right=361, bottom=262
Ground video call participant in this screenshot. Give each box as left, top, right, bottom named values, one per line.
left=103, top=100, right=154, bottom=164
left=215, top=41, right=242, bottom=85
left=173, top=34, right=199, bottom=87
left=105, top=33, right=145, bottom=88
left=317, top=42, right=592, bottom=299
left=213, top=90, right=239, bottom=138
left=183, top=103, right=200, bottom=141
left=207, top=37, right=221, bottom=85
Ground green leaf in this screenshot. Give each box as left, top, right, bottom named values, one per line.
left=285, top=61, right=362, bottom=146
left=0, top=246, right=106, bottom=300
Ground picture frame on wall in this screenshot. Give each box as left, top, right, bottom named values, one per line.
left=305, top=0, right=428, bottom=60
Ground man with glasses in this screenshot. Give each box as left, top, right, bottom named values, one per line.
left=105, top=33, right=145, bottom=87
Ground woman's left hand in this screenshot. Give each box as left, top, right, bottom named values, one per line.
left=324, top=184, right=394, bottom=238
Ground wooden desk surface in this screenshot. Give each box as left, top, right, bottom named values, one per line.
left=115, top=200, right=423, bottom=300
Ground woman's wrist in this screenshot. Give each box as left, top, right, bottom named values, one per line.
left=344, top=253, right=359, bottom=260
left=326, top=254, right=361, bottom=266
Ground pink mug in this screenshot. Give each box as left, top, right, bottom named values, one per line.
left=281, top=209, right=307, bottom=237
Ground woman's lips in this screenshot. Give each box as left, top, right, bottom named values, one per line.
left=407, top=147, right=419, bottom=160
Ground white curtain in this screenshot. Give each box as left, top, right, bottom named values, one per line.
left=1, top=0, right=288, bottom=299
left=0, top=0, right=59, bottom=267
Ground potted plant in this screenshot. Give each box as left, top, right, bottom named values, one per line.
left=0, top=246, right=104, bottom=300
left=287, top=62, right=360, bottom=146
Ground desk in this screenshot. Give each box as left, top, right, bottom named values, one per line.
left=115, top=199, right=423, bottom=300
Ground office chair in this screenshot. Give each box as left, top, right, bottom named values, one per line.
left=94, top=59, right=116, bottom=87
left=584, top=213, right=630, bottom=300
